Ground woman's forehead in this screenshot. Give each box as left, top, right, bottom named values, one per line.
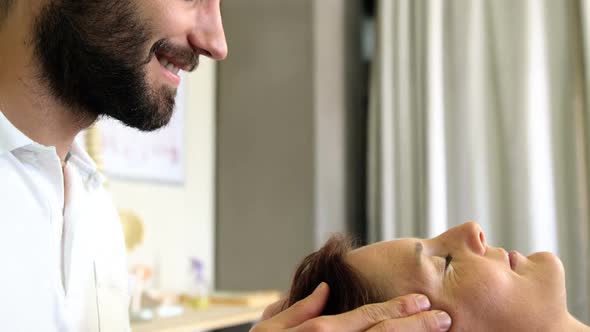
left=348, top=238, right=421, bottom=267
left=346, top=238, right=433, bottom=297
left=351, top=238, right=418, bottom=252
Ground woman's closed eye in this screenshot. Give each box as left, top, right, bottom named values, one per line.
left=444, top=254, right=453, bottom=270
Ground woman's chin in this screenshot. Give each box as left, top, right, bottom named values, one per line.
left=527, top=251, right=565, bottom=275
left=527, top=252, right=568, bottom=309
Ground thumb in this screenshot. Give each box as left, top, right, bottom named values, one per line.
left=272, top=282, right=330, bottom=328
left=261, top=297, right=288, bottom=321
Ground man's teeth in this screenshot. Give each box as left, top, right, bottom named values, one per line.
left=159, top=58, right=181, bottom=75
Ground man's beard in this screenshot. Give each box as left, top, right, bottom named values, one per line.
left=32, top=0, right=181, bottom=131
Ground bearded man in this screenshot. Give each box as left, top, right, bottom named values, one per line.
left=0, top=1, right=449, bottom=331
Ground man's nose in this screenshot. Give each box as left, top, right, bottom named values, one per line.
left=188, top=10, right=228, bottom=60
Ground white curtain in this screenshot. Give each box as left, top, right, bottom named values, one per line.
left=368, top=0, right=590, bottom=322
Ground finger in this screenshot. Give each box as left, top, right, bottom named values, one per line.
left=261, top=297, right=288, bottom=321
left=269, top=282, right=330, bottom=328
left=311, top=294, right=431, bottom=331
left=365, top=310, right=452, bottom=332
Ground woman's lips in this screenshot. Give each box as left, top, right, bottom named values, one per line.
left=508, top=250, right=520, bottom=270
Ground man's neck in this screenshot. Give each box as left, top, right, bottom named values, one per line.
left=0, top=81, right=95, bottom=161
left=0, top=4, right=96, bottom=161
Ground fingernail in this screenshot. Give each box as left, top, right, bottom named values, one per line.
left=313, top=282, right=326, bottom=294
left=415, top=295, right=430, bottom=310
left=435, top=311, right=452, bottom=331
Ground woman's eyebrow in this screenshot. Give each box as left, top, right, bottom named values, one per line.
left=415, top=242, right=423, bottom=267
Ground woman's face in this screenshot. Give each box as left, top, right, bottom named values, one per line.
left=346, top=222, right=568, bottom=332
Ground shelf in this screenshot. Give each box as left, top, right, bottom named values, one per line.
left=132, top=304, right=267, bottom=332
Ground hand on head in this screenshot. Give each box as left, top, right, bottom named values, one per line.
left=251, top=283, right=451, bottom=332
left=254, top=222, right=578, bottom=332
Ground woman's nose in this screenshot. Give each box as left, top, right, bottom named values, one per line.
left=451, top=221, right=487, bottom=255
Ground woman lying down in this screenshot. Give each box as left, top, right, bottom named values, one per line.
left=282, top=222, right=589, bottom=332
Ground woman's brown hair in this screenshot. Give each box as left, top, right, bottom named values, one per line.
left=0, top=0, right=15, bottom=21
left=283, top=234, right=385, bottom=315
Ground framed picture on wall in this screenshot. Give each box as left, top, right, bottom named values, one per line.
left=96, top=79, right=186, bottom=184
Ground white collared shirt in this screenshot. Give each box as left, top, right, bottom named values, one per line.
left=0, top=112, right=130, bottom=331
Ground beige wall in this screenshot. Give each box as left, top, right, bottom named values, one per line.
left=216, top=0, right=364, bottom=291
left=108, top=58, right=217, bottom=292
left=216, top=0, right=316, bottom=291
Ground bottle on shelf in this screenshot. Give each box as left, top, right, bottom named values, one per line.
left=183, top=257, right=210, bottom=309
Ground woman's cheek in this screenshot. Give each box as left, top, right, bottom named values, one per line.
left=444, top=267, right=517, bottom=326
left=461, top=268, right=512, bottom=304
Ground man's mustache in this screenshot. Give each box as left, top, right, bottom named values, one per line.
left=145, top=39, right=199, bottom=72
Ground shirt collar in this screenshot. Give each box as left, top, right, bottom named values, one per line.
left=68, top=137, right=105, bottom=190
left=0, top=111, right=34, bottom=153
left=0, top=111, right=105, bottom=189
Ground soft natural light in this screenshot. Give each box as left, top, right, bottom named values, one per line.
left=427, top=0, right=448, bottom=237
left=526, top=0, right=558, bottom=254
left=379, top=0, right=396, bottom=239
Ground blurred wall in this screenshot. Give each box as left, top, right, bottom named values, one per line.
left=109, top=58, right=217, bottom=291
left=216, top=0, right=364, bottom=291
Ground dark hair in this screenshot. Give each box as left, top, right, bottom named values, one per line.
left=283, top=234, right=385, bottom=315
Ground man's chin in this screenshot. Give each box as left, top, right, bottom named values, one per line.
left=112, top=106, right=174, bottom=132
left=137, top=111, right=174, bottom=131
left=132, top=91, right=176, bottom=131
left=99, top=83, right=177, bottom=131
